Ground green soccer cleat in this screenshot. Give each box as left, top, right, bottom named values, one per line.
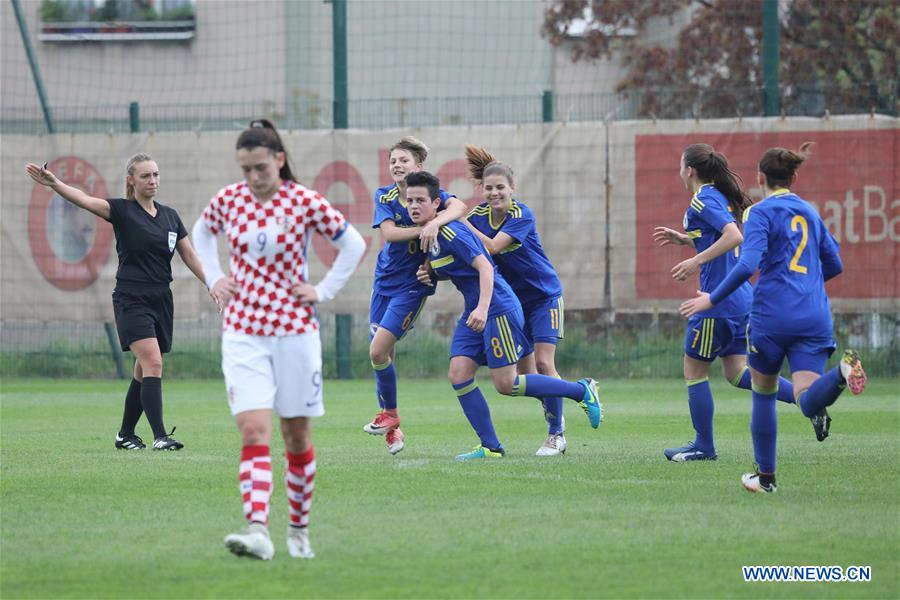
left=577, top=378, right=603, bottom=429
left=455, top=445, right=506, bottom=461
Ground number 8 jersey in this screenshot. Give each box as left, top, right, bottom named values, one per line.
left=201, top=180, right=348, bottom=336
left=742, top=189, right=841, bottom=337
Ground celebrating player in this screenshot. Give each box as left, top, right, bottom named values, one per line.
left=25, top=154, right=210, bottom=451
left=653, top=143, right=794, bottom=463
left=192, top=119, right=365, bottom=558
left=462, top=145, right=568, bottom=456
left=680, top=142, right=867, bottom=493
left=365, top=136, right=467, bottom=455
left=410, top=171, right=602, bottom=460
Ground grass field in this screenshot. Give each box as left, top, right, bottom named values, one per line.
left=1, top=377, right=898, bottom=599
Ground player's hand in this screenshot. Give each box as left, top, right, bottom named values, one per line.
left=210, top=277, right=238, bottom=313
left=680, top=290, right=713, bottom=318
left=671, top=257, right=699, bottom=281
left=25, top=162, right=58, bottom=187
left=292, top=282, right=319, bottom=304
left=419, top=221, right=440, bottom=252
left=416, top=264, right=434, bottom=286
left=466, top=307, right=488, bottom=332
left=653, top=226, right=690, bottom=247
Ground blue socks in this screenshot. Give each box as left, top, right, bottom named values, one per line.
left=686, top=378, right=715, bottom=452
left=542, top=396, right=564, bottom=435
left=750, top=385, right=778, bottom=474
left=798, top=367, right=844, bottom=417
left=372, top=358, right=397, bottom=411
left=733, top=366, right=795, bottom=404
left=453, top=379, right=501, bottom=450
left=511, top=374, right=584, bottom=401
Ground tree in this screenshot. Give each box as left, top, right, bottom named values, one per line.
left=542, top=0, right=898, bottom=118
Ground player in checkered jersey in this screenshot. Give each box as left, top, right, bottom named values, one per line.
left=192, top=120, right=365, bottom=560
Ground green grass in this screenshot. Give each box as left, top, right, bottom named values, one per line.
left=1, top=377, right=898, bottom=599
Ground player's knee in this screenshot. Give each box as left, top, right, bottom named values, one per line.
left=535, top=358, right=557, bottom=377
left=140, top=356, right=163, bottom=377
left=238, top=420, right=269, bottom=446
left=492, top=376, right=516, bottom=396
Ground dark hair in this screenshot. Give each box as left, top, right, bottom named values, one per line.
left=682, top=143, right=751, bottom=216
left=235, top=119, right=297, bottom=182
left=390, top=136, right=429, bottom=164
left=464, top=144, right=514, bottom=185
left=405, top=171, right=440, bottom=201
left=759, top=142, right=814, bottom=189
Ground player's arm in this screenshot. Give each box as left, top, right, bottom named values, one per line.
left=653, top=226, right=694, bottom=248
left=671, top=223, right=743, bottom=281
left=820, top=229, right=843, bottom=282
left=464, top=221, right=515, bottom=255
left=191, top=217, right=235, bottom=311
left=419, top=197, right=467, bottom=251
left=466, top=254, right=494, bottom=333
left=25, top=162, right=111, bottom=220
left=295, top=224, right=366, bottom=304
left=378, top=219, right=422, bottom=242
left=680, top=249, right=761, bottom=318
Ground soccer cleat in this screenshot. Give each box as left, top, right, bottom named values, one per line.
left=839, top=349, right=867, bottom=395
left=577, top=378, right=603, bottom=429
left=286, top=526, right=315, bottom=559
left=115, top=433, right=146, bottom=450
left=224, top=522, right=274, bottom=560
left=363, top=411, right=400, bottom=435
left=810, top=408, right=832, bottom=442
left=456, top=445, right=506, bottom=461
left=664, top=441, right=717, bottom=462
left=741, top=472, right=777, bottom=493
left=152, top=427, right=184, bottom=451
left=536, top=433, right=567, bottom=456
left=386, top=427, right=405, bottom=455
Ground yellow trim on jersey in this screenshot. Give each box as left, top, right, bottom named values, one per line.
left=741, top=206, right=753, bottom=223
left=686, top=229, right=702, bottom=239
left=431, top=255, right=454, bottom=269
left=767, top=188, right=791, bottom=199
left=439, top=225, right=457, bottom=242
left=378, top=186, right=400, bottom=204
left=469, top=205, right=490, bottom=216
left=498, top=242, right=522, bottom=254
left=690, top=197, right=705, bottom=212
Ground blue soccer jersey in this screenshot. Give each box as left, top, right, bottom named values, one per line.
left=372, top=183, right=453, bottom=296
left=467, top=200, right=562, bottom=305
left=683, top=184, right=751, bottom=318
left=429, top=221, right=520, bottom=318
left=742, top=189, right=841, bottom=337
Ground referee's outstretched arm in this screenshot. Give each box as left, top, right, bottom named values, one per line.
left=25, top=162, right=111, bottom=220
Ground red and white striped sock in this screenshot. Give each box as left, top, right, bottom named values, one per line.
left=285, top=447, right=316, bottom=528
left=239, top=444, right=272, bottom=525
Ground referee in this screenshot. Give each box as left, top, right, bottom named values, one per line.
left=25, top=154, right=213, bottom=450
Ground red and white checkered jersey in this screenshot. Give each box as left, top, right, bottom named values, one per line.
left=201, top=180, right=347, bottom=336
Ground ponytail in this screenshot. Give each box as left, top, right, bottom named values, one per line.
left=464, top=144, right=515, bottom=185
left=682, top=144, right=750, bottom=216
left=236, top=119, right=297, bottom=183
left=759, top=142, right=813, bottom=189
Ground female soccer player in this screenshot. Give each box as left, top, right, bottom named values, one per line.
left=409, top=171, right=602, bottom=460
left=681, top=143, right=867, bottom=493
left=462, top=145, right=568, bottom=456
left=366, top=136, right=467, bottom=455
left=25, top=154, right=210, bottom=451
left=192, top=119, right=365, bottom=559
left=653, top=143, right=794, bottom=463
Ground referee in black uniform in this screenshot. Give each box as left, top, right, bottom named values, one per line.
left=26, top=154, right=214, bottom=450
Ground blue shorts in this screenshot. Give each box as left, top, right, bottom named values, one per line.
left=450, top=307, right=533, bottom=369
left=522, top=296, right=564, bottom=345
left=748, top=328, right=836, bottom=375
left=684, top=315, right=748, bottom=362
left=369, top=292, right=428, bottom=340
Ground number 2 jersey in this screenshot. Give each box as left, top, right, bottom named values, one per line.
left=200, top=180, right=348, bottom=336
left=742, top=190, right=841, bottom=337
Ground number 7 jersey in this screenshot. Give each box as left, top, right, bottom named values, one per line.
left=742, top=190, right=841, bottom=337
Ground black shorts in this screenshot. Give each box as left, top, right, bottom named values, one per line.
left=112, top=286, right=174, bottom=353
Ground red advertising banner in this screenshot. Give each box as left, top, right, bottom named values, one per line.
left=635, top=129, right=899, bottom=299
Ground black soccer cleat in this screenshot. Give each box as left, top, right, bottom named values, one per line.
left=152, top=427, right=184, bottom=451
left=810, top=408, right=832, bottom=442
left=115, top=433, right=146, bottom=450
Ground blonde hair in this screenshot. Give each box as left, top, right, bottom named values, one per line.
left=390, top=136, right=429, bottom=164
left=464, top=144, right=514, bottom=185
left=125, top=153, right=154, bottom=199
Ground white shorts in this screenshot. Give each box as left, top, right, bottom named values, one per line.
left=222, top=330, right=324, bottom=418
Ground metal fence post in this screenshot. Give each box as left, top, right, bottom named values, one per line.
left=335, top=314, right=352, bottom=379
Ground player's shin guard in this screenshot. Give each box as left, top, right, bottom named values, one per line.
left=750, top=386, right=778, bottom=474
left=286, top=447, right=315, bottom=529
left=372, top=358, right=398, bottom=410
left=733, top=367, right=794, bottom=404
left=453, top=379, right=501, bottom=450
left=543, top=396, right=564, bottom=435
left=511, top=374, right=584, bottom=401
left=240, top=445, right=272, bottom=525
left=797, top=367, right=844, bottom=418
left=686, top=377, right=714, bottom=452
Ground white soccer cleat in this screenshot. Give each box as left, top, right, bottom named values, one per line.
left=536, top=433, right=567, bottom=456
left=741, top=472, right=777, bottom=494
left=224, top=523, right=275, bottom=560
left=287, top=526, right=315, bottom=559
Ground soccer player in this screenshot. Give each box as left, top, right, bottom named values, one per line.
left=192, top=119, right=365, bottom=559
left=25, top=154, right=211, bottom=451
left=408, top=171, right=602, bottom=460
left=366, top=136, right=467, bottom=455
left=653, top=143, right=795, bottom=462
left=681, top=142, right=867, bottom=493
left=462, top=145, right=568, bottom=456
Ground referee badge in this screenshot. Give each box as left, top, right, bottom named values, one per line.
left=168, top=231, right=177, bottom=253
